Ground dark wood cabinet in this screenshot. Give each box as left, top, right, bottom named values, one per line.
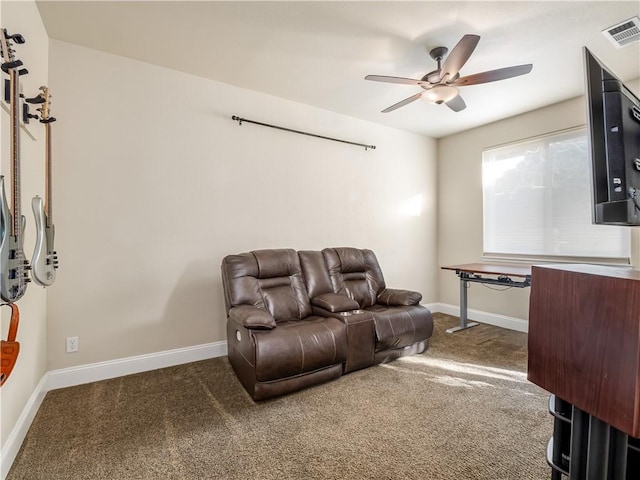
left=528, top=264, right=640, bottom=479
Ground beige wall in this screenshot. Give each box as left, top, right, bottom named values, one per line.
left=46, top=40, right=438, bottom=370
left=0, top=0, right=48, bottom=456
left=437, top=81, right=640, bottom=322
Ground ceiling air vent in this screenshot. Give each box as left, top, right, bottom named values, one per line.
left=602, top=16, right=640, bottom=48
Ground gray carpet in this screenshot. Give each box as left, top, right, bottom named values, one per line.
left=7, top=314, right=553, bottom=479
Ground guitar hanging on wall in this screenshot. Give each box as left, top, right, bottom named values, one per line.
left=26, top=86, right=59, bottom=286
left=0, top=302, right=20, bottom=387
left=0, top=28, right=31, bottom=302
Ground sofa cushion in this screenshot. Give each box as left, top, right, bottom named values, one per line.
left=252, top=316, right=347, bottom=382
left=366, top=304, right=433, bottom=352
left=377, top=288, right=422, bottom=306
left=311, top=293, right=360, bottom=313
left=299, top=250, right=334, bottom=298
left=229, top=305, right=277, bottom=330
left=221, top=249, right=312, bottom=322
left=253, top=249, right=297, bottom=278
left=322, top=248, right=386, bottom=309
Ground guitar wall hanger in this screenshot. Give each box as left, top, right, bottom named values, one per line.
left=22, top=94, right=40, bottom=124
left=3, top=84, right=36, bottom=125
left=23, top=102, right=38, bottom=124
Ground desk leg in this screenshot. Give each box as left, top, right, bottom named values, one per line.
left=446, top=275, right=479, bottom=333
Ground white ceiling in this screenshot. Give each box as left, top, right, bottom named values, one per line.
left=35, top=1, right=640, bottom=138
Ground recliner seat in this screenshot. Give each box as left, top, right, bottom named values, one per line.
left=222, top=249, right=347, bottom=401
left=315, top=247, right=433, bottom=364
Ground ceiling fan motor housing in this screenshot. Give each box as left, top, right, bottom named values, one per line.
left=429, top=46, right=448, bottom=61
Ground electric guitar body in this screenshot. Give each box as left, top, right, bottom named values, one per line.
left=27, top=86, right=58, bottom=286
left=31, top=196, right=56, bottom=285
left=0, top=177, right=28, bottom=301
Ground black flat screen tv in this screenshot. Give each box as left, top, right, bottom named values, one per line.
left=584, top=47, right=640, bottom=226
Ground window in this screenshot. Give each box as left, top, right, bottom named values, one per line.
left=482, top=128, right=630, bottom=262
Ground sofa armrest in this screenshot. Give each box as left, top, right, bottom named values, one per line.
left=228, top=306, right=277, bottom=330
left=377, top=288, right=422, bottom=306
left=311, top=293, right=360, bottom=313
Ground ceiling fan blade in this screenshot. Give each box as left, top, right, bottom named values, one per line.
left=381, top=92, right=423, bottom=113
left=453, top=64, right=533, bottom=86
left=439, top=34, right=480, bottom=81
left=365, top=75, right=423, bottom=85
left=445, top=95, right=466, bottom=112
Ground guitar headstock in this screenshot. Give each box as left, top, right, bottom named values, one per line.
left=39, top=86, right=52, bottom=121
left=26, top=86, right=56, bottom=123
left=0, top=29, right=25, bottom=73
left=0, top=29, right=14, bottom=63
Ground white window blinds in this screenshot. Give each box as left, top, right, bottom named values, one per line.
left=482, top=128, right=630, bottom=262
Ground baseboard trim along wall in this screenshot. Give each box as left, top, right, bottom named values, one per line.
left=46, top=341, right=228, bottom=391
left=426, top=302, right=529, bottom=333
left=1, top=374, right=49, bottom=480
left=2, top=306, right=525, bottom=479
left=0, top=340, right=227, bottom=480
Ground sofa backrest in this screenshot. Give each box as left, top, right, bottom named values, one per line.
left=321, top=248, right=386, bottom=309
left=298, top=250, right=334, bottom=299
left=221, top=249, right=312, bottom=322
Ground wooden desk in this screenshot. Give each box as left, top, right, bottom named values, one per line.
left=441, top=263, right=532, bottom=333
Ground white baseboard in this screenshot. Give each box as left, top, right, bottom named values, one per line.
left=1, top=340, right=228, bottom=480
left=425, top=302, right=529, bottom=333
left=1, top=374, right=49, bottom=480
left=47, top=340, right=228, bottom=391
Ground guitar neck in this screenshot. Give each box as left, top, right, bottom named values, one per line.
left=9, top=68, right=21, bottom=237
left=45, top=122, right=53, bottom=226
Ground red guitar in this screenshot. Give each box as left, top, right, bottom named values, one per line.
left=0, top=302, right=20, bottom=386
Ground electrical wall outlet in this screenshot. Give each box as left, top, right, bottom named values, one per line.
left=66, top=336, right=79, bottom=353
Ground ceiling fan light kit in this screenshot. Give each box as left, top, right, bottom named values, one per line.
left=365, top=34, right=533, bottom=113
left=422, top=85, right=459, bottom=104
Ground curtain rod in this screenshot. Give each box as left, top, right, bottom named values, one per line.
left=231, top=116, right=376, bottom=151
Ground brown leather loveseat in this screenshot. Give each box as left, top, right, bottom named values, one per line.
left=221, top=247, right=433, bottom=400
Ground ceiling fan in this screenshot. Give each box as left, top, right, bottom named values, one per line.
left=365, top=34, right=533, bottom=113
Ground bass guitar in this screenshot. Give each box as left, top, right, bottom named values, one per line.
left=27, top=86, right=59, bottom=286
left=0, top=29, right=30, bottom=302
